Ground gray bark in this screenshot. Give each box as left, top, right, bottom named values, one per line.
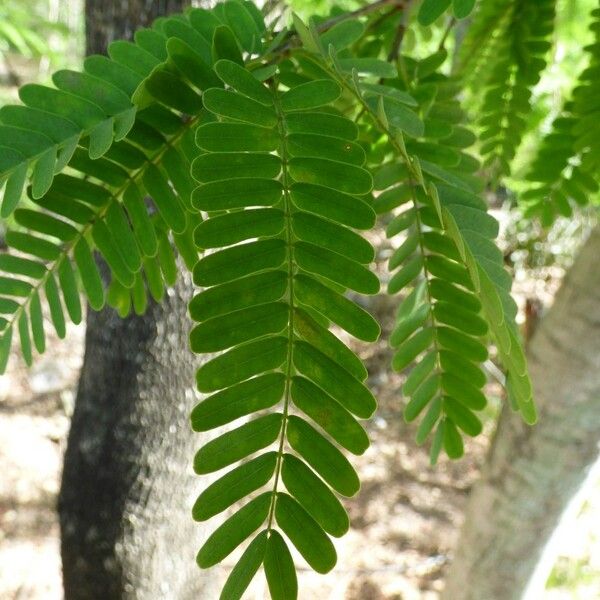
left=59, top=1, right=216, bottom=598
left=59, top=271, right=216, bottom=599
left=85, top=0, right=190, bottom=55
left=442, top=226, right=600, bottom=600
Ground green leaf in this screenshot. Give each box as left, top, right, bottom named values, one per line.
left=453, top=0, right=476, bottom=20
left=443, top=397, right=482, bottom=436
left=18, top=312, right=32, bottom=365
left=88, top=118, right=115, bottom=159
left=189, top=271, right=287, bottom=321
left=285, top=111, right=358, bottom=140
left=388, top=255, right=423, bottom=295
left=212, top=25, right=243, bottom=65
left=44, top=274, right=66, bottom=338
left=320, top=20, right=365, bottom=51
left=196, top=336, right=288, bottom=392
left=443, top=419, right=464, bottom=458
left=190, top=302, right=288, bottom=353
left=123, top=184, right=158, bottom=258
left=73, top=238, right=105, bottom=310
left=295, top=242, right=378, bottom=294
left=196, top=122, right=279, bottom=152
left=1, top=163, right=27, bottom=218
left=416, top=397, right=442, bottom=445
left=437, top=326, right=488, bottom=362
left=5, top=232, right=61, bottom=262
left=288, top=157, right=372, bottom=195
left=293, top=309, right=367, bottom=382
left=375, top=96, right=424, bottom=138
left=192, top=178, right=282, bottom=211
left=193, top=239, right=286, bottom=286
left=292, top=12, right=322, bottom=54
left=156, top=229, right=177, bottom=286
left=197, top=494, right=271, bottom=568
left=29, top=292, right=45, bottom=354
left=58, top=258, right=82, bottom=324
left=275, top=492, right=337, bottom=573
left=31, top=148, right=56, bottom=199
left=105, top=203, right=142, bottom=272
left=337, top=58, right=397, bottom=78
left=264, top=530, right=298, bottom=600
left=194, top=208, right=285, bottom=249
left=220, top=531, right=267, bottom=600
left=281, top=453, right=349, bottom=537
left=0, top=276, right=32, bottom=297
left=290, top=183, right=375, bottom=230
left=286, top=415, right=359, bottom=497
left=405, top=374, right=440, bottom=422
left=92, top=221, right=135, bottom=288
left=0, top=255, right=45, bottom=279
left=294, top=274, right=380, bottom=342
left=214, top=60, right=273, bottom=105
left=0, top=327, right=13, bottom=373
left=192, top=452, right=277, bottom=521
left=194, top=413, right=283, bottom=474
left=222, top=1, right=261, bottom=53
left=295, top=138, right=363, bottom=171
left=293, top=341, right=376, bottom=419
left=203, top=88, right=277, bottom=127
left=291, top=377, right=369, bottom=454
left=191, top=373, right=285, bottom=432
left=191, top=152, right=281, bottom=183
left=441, top=373, right=486, bottom=410
left=280, top=80, right=341, bottom=111
left=142, top=164, right=187, bottom=234
left=393, top=328, right=435, bottom=372
left=439, top=350, right=486, bottom=388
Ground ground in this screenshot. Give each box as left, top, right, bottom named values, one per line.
left=1, top=223, right=599, bottom=599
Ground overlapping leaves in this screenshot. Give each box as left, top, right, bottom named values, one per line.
left=418, top=0, right=477, bottom=26
left=0, top=3, right=546, bottom=599
left=522, top=5, right=600, bottom=223
left=189, top=60, right=379, bottom=598
left=0, top=2, right=265, bottom=370
left=476, top=0, right=556, bottom=177
left=291, top=22, right=535, bottom=461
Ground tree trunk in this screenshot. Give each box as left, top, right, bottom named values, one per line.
left=59, top=2, right=216, bottom=599
left=85, top=0, right=190, bottom=55
left=442, top=226, right=600, bottom=600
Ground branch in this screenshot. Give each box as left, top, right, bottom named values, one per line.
left=268, top=0, right=406, bottom=56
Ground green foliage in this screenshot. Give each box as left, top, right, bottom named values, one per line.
left=522, top=5, right=600, bottom=224
left=418, top=0, right=476, bottom=26
left=0, top=0, right=71, bottom=63
left=190, top=52, right=379, bottom=595
left=474, top=0, right=557, bottom=178
left=5, top=0, right=597, bottom=597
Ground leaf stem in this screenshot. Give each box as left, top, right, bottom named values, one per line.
left=266, top=84, right=295, bottom=531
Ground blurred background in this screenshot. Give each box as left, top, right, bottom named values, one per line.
left=0, top=0, right=599, bottom=598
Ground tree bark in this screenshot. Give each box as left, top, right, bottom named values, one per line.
left=85, top=0, right=190, bottom=55
left=442, top=226, right=600, bottom=600
left=59, top=2, right=216, bottom=599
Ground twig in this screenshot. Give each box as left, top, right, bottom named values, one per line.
left=387, top=20, right=406, bottom=62
left=438, top=17, right=457, bottom=50
left=268, top=0, right=406, bottom=56
left=320, top=0, right=404, bottom=31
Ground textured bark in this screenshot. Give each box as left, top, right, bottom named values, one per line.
left=59, top=1, right=216, bottom=598
left=442, top=227, right=600, bottom=600
left=85, top=0, right=190, bottom=55
left=59, top=271, right=216, bottom=599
